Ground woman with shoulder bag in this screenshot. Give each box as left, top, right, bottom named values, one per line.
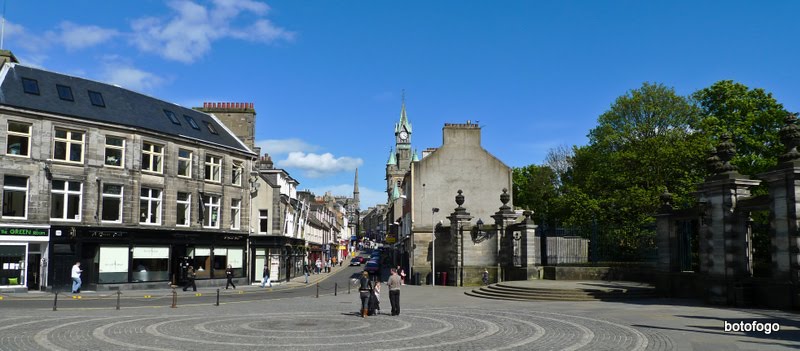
left=358, top=270, right=372, bottom=318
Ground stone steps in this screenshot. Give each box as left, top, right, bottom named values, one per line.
left=465, top=282, right=658, bottom=301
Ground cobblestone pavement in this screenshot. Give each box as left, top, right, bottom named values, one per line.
left=0, top=285, right=798, bottom=351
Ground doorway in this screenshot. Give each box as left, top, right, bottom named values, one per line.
left=27, top=253, right=40, bottom=290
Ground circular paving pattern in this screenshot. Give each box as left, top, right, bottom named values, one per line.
left=0, top=307, right=673, bottom=351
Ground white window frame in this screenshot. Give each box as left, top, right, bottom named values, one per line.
left=52, top=128, right=84, bottom=163
left=101, top=184, right=123, bottom=223
left=203, top=195, right=220, bottom=228
left=51, top=180, right=82, bottom=221
left=231, top=161, right=243, bottom=186
left=177, top=149, right=192, bottom=178
left=139, top=187, right=162, bottom=225
left=104, top=136, right=125, bottom=168
left=230, top=199, right=241, bottom=230
left=204, top=154, right=222, bottom=183
left=258, top=209, right=268, bottom=234
left=2, top=175, right=28, bottom=219
left=176, top=192, right=191, bottom=227
left=6, top=122, right=31, bottom=158
left=142, top=142, right=164, bottom=174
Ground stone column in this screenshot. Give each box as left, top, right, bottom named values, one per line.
left=696, top=135, right=760, bottom=304
left=492, top=188, right=518, bottom=282
left=448, top=190, right=472, bottom=287
left=760, top=114, right=800, bottom=287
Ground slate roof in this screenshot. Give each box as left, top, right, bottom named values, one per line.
left=0, top=63, right=252, bottom=154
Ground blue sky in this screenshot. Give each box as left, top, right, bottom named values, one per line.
left=5, top=1, right=800, bottom=209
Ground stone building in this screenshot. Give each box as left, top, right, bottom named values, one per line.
left=383, top=101, right=513, bottom=285
left=0, top=51, right=256, bottom=291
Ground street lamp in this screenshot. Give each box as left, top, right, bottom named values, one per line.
left=431, top=207, right=439, bottom=286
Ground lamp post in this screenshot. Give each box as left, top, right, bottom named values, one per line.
left=431, top=207, right=439, bottom=286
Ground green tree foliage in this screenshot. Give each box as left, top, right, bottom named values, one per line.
left=512, top=164, right=557, bottom=225
left=691, top=80, right=788, bottom=177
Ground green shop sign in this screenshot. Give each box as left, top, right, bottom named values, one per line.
left=0, top=227, right=49, bottom=236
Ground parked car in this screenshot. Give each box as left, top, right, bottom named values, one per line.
left=364, top=261, right=380, bottom=273
left=349, top=258, right=362, bottom=266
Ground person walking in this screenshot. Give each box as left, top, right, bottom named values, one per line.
left=482, top=268, right=490, bottom=286
left=260, top=262, right=272, bottom=288
left=225, top=264, right=236, bottom=289
left=70, top=261, right=82, bottom=293
left=358, top=270, right=373, bottom=318
left=303, top=264, right=310, bottom=284
left=315, top=258, right=322, bottom=274
left=183, top=265, right=197, bottom=291
left=387, top=268, right=402, bottom=316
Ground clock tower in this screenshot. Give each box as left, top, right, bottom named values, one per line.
left=386, top=96, right=414, bottom=200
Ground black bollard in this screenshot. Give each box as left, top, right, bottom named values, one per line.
left=53, top=291, right=58, bottom=311
left=216, top=288, right=220, bottom=306
left=316, top=283, right=319, bottom=298
left=171, top=288, right=177, bottom=308
left=348, top=281, right=351, bottom=294
left=335, top=282, right=338, bottom=296
left=116, top=291, right=121, bottom=310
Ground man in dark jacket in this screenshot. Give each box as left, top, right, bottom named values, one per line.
left=182, top=265, right=197, bottom=292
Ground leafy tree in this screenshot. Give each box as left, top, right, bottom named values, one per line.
left=691, top=80, right=788, bottom=177
left=512, top=164, right=558, bottom=225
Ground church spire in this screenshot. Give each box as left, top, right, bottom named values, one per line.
left=387, top=148, right=397, bottom=165
left=353, top=168, right=360, bottom=210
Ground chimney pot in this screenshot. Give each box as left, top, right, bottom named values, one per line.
left=250, top=102, right=254, bottom=109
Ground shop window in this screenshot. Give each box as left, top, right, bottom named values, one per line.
left=2, top=175, right=28, bottom=219
left=139, top=187, right=162, bottom=225
left=0, top=245, right=25, bottom=286
left=176, top=192, right=191, bottom=227
left=132, top=247, right=169, bottom=282
left=50, top=180, right=82, bottom=221
left=101, top=184, right=123, bottom=223
left=230, top=199, right=241, bottom=230
left=142, top=142, right=163, bottom=173
left=203, top=194, right=220, bottom=228
left=204, top=154, right=222, bottom=182
left=259, top=210, right=268, bottom=234
left=178, top=149, right=192, bottom=178
left=98, top=246, right=128, bottom=283
left=188, top=247, right=211, bottom=279
left=104, top=136, right=125, bottom=167
left=213, top=248, right=244, bottom=278
left=6, top=122, right=31, bottom=157
left=53, top=128, right=84, bottom=163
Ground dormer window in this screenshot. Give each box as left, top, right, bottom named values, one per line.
left=21, top=78, right=39, bottom=95
left=204, top=121, right=218, bottom=135
left=163, top=110, right=181, bottom=125
left=88, top=90, right=105, bottom=107
left=184, top=115, right=200, bottom=130
left=57, top=85, right=74, bottom=101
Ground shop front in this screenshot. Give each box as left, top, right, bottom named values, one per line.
left=249, top=235, right=305, bottom=283
left=0, top=225, right=49, bottom=291
left=48, top=226, right=247, bottom=291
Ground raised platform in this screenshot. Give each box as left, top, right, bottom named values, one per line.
left=465, top=280, right=657, bottom=301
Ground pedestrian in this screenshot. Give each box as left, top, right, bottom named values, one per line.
left=315, top=258, right=321, bottom=274
left=482, top=268, right=490, bottom=286
left=260, top=262, right=272, bottom=288
left=369, top=281, right=381, bottom=316
left=358, top=270, right=373, bottom=318
left=225, top=264, right=236, bottom=289
left=70, top=261, right=82, bottom=293
left=387, top=268, right=402, bottom=316
left=303, top=264, right=310, bottom=284
left=400, top=268, right=407, bottom=285
left=183, top=265, right=197, bottom=291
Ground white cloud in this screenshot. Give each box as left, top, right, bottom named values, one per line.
left=101, top=63, right=166, bottom=92
left=256, top=138, right=318, bottom=156
left=50, top=22, right=118, bottom=51
left=130, top=0, right=294, bottom=63
left=4, top=21, right=51, bottom=53
left=278, top=152, right=363, bottom=178
left=308, top=184, right=386, bottom=209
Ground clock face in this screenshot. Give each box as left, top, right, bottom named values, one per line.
left=399, top=131, right=408, bottom=140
